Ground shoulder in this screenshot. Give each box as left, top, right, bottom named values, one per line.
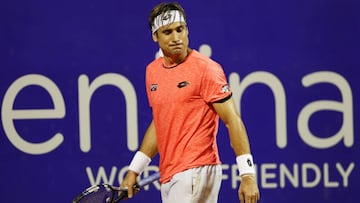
left=147, top=57, right=163, bottom=69
left=146, top=57, right=163, bottom=75
left=186, top=50, right=225, bottom=80
left=189, top=50, right=222, bottom=71
left=190, top=50, right=220, bottom=66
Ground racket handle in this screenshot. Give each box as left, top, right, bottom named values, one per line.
left=113, top=190, right=129, bottom=202
left=112, top=186, right=140, bottom=203
left=113, top=172, right=160, bottom=202
left=137, top=172, right=160, bottom=187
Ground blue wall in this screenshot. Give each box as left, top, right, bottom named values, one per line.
left=1, top=0, right=359, bottom=202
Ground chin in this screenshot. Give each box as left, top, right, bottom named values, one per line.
left=171, top=49, right=184, bottom=54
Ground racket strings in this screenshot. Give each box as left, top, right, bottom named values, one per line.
left=74, top=185, right=116, bottom=203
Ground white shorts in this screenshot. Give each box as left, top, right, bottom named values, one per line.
left=160, top=165, right=222, bottom=203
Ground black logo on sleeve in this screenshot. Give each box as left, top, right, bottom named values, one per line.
left=221, top=84, right=230, bottom=93
left=177, top=81, right=189, bottom=88
left=150, top=84, right=158, bottom=91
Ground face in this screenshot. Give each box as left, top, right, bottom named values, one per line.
left=153, top=22, right=189, bottom=59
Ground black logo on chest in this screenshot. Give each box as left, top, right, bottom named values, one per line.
left=177, top=81, right=189, bottom=88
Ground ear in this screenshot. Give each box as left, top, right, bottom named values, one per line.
left=152, top=32, right=158, bottom=42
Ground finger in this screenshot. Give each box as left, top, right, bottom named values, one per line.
left=252, top=193, right=259, bottom=203
left=239, top=192, right=244, bottom=203
left=134, top=187, right=140, bottom=194
left=117, top=187, right=128, bottom=200
left=254, top=194, right=259, bottom=203
left=127, top=187, right=134, bottom=198
left=245, top=194, right=250, bottom=203
left=252, top=195, right=256, bottom=203
left=245, top=193, right=255, bottom=203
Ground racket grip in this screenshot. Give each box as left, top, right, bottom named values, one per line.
left=112, top=185, right=139, bottom=202
left=114, top=190, right=129, bottom=202
left=113, top=172, right=160, bottom=203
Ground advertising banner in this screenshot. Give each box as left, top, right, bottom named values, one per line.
left=1, top=0, right=358, bottom=202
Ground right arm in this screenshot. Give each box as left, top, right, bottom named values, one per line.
left=139, top=120, right=158, bottom=158
left=120, top=120, right=158, bottom=198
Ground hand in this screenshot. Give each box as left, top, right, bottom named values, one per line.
left=238, top=175, right=260, bottom=203
left=120, top=170, right=139, bottom=199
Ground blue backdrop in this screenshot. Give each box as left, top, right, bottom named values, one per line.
left=1, top=0, right=359, bottom=202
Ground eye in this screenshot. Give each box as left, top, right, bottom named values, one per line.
left=163, top=30, right=172, bottom=35
left=176, top=26, right=184, bottom=33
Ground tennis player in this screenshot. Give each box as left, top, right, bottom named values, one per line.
left=121, top=2, right=260, bottom=203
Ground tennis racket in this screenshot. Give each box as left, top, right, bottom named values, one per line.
left=72, top=172, right=160, bottom=203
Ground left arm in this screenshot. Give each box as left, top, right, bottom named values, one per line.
left=213, top=97, right=260, bottom=203
left=212, top=97, right=250, bottom=156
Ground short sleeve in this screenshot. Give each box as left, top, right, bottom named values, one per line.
left=200, top=62, right=232, bottom=103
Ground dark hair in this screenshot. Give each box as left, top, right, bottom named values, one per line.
left=148, top=2, right=187, bottom=33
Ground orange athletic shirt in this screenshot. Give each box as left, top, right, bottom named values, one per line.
left=145, top=50, right=232, bottom=183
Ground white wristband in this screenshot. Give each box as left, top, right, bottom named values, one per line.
left=128, top=151, right=151, bottom=174
left=236, top=154, right=256, bottom=177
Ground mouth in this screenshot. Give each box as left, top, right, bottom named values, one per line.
left=170, top=44, right=183, bottom=49
left=170, top=41, right=183, bottom=46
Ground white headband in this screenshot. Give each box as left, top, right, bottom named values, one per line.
left=151, top=10, right=186, bottom=33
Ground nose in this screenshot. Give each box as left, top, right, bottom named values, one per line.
left=171, top=32, right=182, bottom=44
left=172, top=39, right=181, bottom=44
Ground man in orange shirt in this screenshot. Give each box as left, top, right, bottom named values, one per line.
left=121, top=2, right=260, bottom=203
